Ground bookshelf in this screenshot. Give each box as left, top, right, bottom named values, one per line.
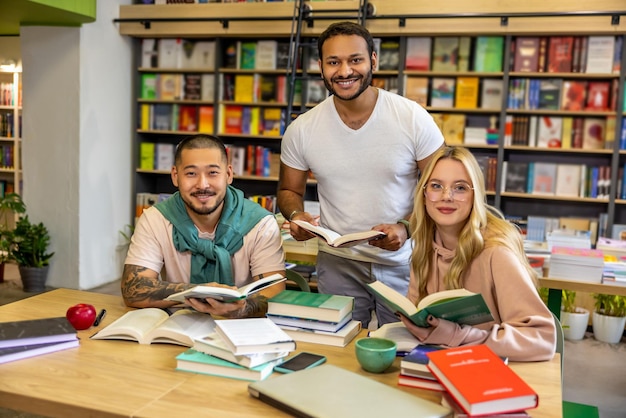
left=117, top=0, right=626, bottom=237
left=0, top=68, right=21, bottom=197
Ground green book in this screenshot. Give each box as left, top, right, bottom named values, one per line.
left=139, top=142, right=155, bottom=170
left=367, top=281, right=493, bottom=328
left=176, top=349, right=280, bottom=381
left=267, top=290, right=354, bottom=323
left=239, top=41, right=257, bottom=70
left=140, top=73, right=157, bottom=99
left=473, top=36, right=504, bottom=72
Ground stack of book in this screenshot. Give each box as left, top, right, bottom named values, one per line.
left=548, top=246, right=605, bottom=283
left=175, top=318, right=296, bottom=381
left=266, top=290, right=362, bottom=347
left=398, top=345, right=447, bottom=392
left=0, top=317, right=80, bottom=364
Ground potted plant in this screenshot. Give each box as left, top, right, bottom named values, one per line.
left=592, top=293, right=626, bottom=344
left=0, top=193, right=26, bottom=282
left=116, top=224, right=134, bottom=277
left=559, top=290, right=590, bottom=341
left=12, top=215, right=55, bottom=292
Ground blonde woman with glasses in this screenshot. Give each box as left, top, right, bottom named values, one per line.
left=399, top=146, right=556, bottom=361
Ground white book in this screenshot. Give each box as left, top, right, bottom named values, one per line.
left=291, top=220, right=386, bottom=248
left=255, top=40, right=278, bottom=70
left=480, top=79, right=503, bottom=109
left=585, top=36, right=615, bottom=74
left=141, top=38, right=158, bottom=68
left=158, top=38, right=182, bottom=69
left=368, top=322, right=420, bottom=354
left=555, top=164, right=582, bottom=197
left=165, top=273, right=286, bottom=303
left=155, top=143, right=175, bottom=171
left=193, top=332, right=289, bottom=368
left=279, top=320, right=362, bottom=348
left=201, top=73, right=215, bottom=102
left=190, top=40, right=216, bottom=70
left=214, top=318, right=296, bottom=355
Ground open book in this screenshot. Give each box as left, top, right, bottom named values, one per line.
left=90, top=308, right=216, bottom=346
left=367, top=281, right=493, bottom=328
left=165, top=273, right=286, bottom=303
left=292, top=220, right=386, bottom=248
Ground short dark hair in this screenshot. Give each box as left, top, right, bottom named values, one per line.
left=317, top=21, right=374, bottom=60
left=174, top=134, right=228, bottom=165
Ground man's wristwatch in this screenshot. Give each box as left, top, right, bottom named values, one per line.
left=397, top=219, right=410, bottom=235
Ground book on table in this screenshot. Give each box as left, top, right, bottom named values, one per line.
left=0, top=317, right=78, bottom=349
left=0, top=340, right=80, bottom=365
left=193, top=332, right=289, bottom=369
left=367, top=281, right=493, bottom=328
left=400, top=344, right=446, bottom=380
left=440, top=392, right=530, bottom=418
left=176, top=348, right=281, bottom=381
left=267, top=290, right=354, bottom=323
left=266, top=311, right=353, bottom=333
left=291, top=220, right=386, bottom=248
left=165, top=273, right=286, bottom=303
left=426, top=344, right=538, bottom=416
left=279, top=319, right=362, bottom=348
left=368, top=322, right=421, bottom=355
left=214, top=318, right=296, bottom=355
left=398, top=374, right=446, bottom=392
left=90, top=308, right=216, bottom=347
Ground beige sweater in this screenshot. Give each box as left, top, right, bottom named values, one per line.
left=408, top=240, right=556, bottom=362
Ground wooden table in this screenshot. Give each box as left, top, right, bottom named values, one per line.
left=0, top=289, right=562, bottom=417
left=538, top=277, right=626, bottom=319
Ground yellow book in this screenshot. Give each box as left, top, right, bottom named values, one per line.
left=140, top=104, right=151, bottom=131
left=455, top=77, right=479, bottom=109
left=234, top=74, right=257, bottom=103
left=561, top=117, right=573, bottom=149
left=140, top=142, right=155, bottom=170
left=442, top=114, right=466, bottom=145
left=198, top=106, right=214, bottom=134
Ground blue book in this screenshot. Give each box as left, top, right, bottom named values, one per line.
left=621, top=164, right=626, bottom=199
left=400, top=345, right=445, bottom=379
left=619, top=118, right=626, bottom=150
left=176, top=349, right=282, bottom=381
left=526, top=162, right=535, bottom=194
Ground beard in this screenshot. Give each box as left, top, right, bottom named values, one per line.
left=182, top=190, right=225, bottom=216
left=322, top=65, right=373, bottom=101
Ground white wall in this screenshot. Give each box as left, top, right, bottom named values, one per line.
left=20, top=0, right=133, bottom=290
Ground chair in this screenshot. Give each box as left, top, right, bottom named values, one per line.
left=285, top=269, right=311, bottom=292
left=552, top=313, right=600, bottom=418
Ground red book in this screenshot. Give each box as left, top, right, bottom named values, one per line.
left=426, top=345, right=538, bottom=416
left=398, top=374, right=446, bottom=392
left=547, top=36, right=574, bottom=73
left=561, top=80, right=587, bottom=111
left=513, top=37, right=540, bottom=72
left=585, top=81, right=610, bottom=111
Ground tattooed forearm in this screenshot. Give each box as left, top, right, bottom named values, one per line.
left=121, top=264, right=191, bottom=307
left=241, top=294, right=268, bottom=318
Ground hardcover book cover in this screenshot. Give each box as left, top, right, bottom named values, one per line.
left=547, top=36, right=574, bottom=73
left=585, top=36, right=616, bottom=74
left=430, top=78, right=455, bottom=108
left=560, top=80, right=587, bottom=111
left=536, top=116, right=563, bottom=148
left=426, top=344, right=538, bottom=416
left=480, top=79, right=503, bottom=109
left=378, top=39, right=401, bottom=71
left=267, top=290, right=354, bottom=323
left=473, top=36, right=504, bottom=72
left=582, top=117, right=606, bottom=149
left=405, top=37, right=432, bottom=71
left=504, top=161, right=529, bottom=193
left=0, top=317, right=77, bottom=349
left=513, top=37, right=540, bottom=72
left=585, top=81, right=611, bottom=110
left=431, top=37, right=459, bottom=72
left=538, top=78, right=562, bottom=110
left=454, top=77, right=479, bottom=109
left=404, top=76, right=429, bottom=106
left=555, top=164, right=582, bottom=197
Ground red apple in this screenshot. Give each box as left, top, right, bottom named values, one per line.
left=66, top=303, right=97, bottom=330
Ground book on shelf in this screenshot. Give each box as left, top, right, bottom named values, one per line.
left=367, top=322, right=420, bottom=354
left=158, top=73, right=182, bottom=101
left=198, top=106, right=214, bottom=134
left=266, top=312, right=353, bottom=333
left=555, top=164, right=582, bottom=197
left=155, top=143, right=174, bottom=171
left=278, top=319, right=362, bottom=347
left=399, top=374, right=446, bottom=392
left=0, top=317, right=77, bottom=349
left=200, top=73, right=215, bottom=102
left=538, top=78, right=562, bottom=110
left=182, top=73, right=202, bottom=101
left=141, top=38, right=159, bottom=68
left=582, top=117, right=606, bottom=149
left=480, top=78, right=503, bottom=109
left=503, top=161, right=529, bottom=193
left=404, top=37, right=431, bottom=71
left=585, top=81, right=611, bottom=110
left=367, top=281, right=493, bottom=328
left=267, top=290, right=354, bottom=323
left=182, top=40, right=215, bottom=70
left=426, top=344, right=538, bottom=416
left=530, top=162, right=557, bottom=195
left=454, top=77, right=479, bottom=109
left=165, top=273, right=286, bottom=303
left=90, top=308, right=216, bottom=347
left=214, top=318, right=296, bottom=355
left=536, top=116, right=562, bottom=148
left=306, top=79, right=328, bottom=104
left=473, top=36, right=504, bottom=72
left=430, top=77, right=455, bottom=108
left=291, top=220, right=386, bottom=248
left=0, top=340, right=80, bottom=365
left=238, top=40, right=257, bottom=69
left=178, top=105, right=198, bottom=132
left=431, top=37, right=459, bottom=72
left=378, top=39, right=401, bottom=71
left=220, top=104, right=244, bottom=134
left=585, top=36, right=616, bottom=74
left=560, top=116, right=573, bottom=148
left=234, top=74, right=257, bottom=103
left=546, top=36, right=574, bottom=73
left=513, top=37, right=540, bottom=72
left=176, top=348, right=281, bottom=381
left=403, top=76, right=429, bottom=107
left=193, top=332, right=289, bottom=369
left=400, top=344, right=446, bottom=380
left=254, top=40, right=278, bottom=70
left=560, top=80, right=587, bottom=111
left=275, top=41, right=290, bottom=69
left=140, top=73, right=157, bottom=99
left=441, top=114, right=466, bottom=145
left=548, top=246, right=604, bottom=283
left=457, top=36, right=471, bottom=72
left=157, top=38, right=182, bottom=68
left=261, top=107, right=284, bottom=136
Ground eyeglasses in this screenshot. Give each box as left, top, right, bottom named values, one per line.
left=423, top=181, right=474, bottom=202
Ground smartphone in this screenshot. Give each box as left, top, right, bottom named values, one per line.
left=274, top=352, right=326, bottom=373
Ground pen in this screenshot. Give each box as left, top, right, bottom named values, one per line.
left=94, top=309, right=107, bottom=326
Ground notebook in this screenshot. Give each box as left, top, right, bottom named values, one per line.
left=248, top=364, right=452, bottom=418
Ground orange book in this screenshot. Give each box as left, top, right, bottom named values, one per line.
left=426, top=345, right=538, bottom=416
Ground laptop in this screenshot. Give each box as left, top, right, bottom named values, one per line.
left=248, top=364, right=452, bottom=418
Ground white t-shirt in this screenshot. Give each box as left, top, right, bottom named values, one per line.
left=281, top=89, right=444, bottom=265
left=125, top=206, right=285, bottom=286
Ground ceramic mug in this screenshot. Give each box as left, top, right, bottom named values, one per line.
left=355, top=337, right=397, bottom=373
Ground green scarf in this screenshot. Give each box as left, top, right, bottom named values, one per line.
left=155, top=186, right=270, bottom=285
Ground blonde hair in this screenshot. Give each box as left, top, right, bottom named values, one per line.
left=409, top=147, right=536, bottom=300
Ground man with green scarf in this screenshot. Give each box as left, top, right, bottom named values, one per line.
left=122, top=134, right=286, bottom=318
